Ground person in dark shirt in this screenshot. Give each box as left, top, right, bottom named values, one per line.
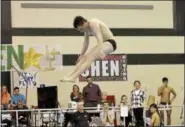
left=11, top=100, right=31, bottom=126
left=82, top=76, right=102, bottom=107
left=71, top=102, right=91, bottom=127
left=64, top=85, right=84, bottom=127
left=70, top=85, right=82, bottom=102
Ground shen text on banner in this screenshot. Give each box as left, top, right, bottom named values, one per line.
left=79, top=54, right=127, bottom=81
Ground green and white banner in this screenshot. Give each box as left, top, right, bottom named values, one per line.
left=1, top=44, right=63, bottom=72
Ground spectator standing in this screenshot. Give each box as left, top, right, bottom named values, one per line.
left=120, top=95, right=132, bottom=126
left=82, top=76, right=102, bottom=107
left=130, top=80, right=146, bottom=127
left=157, top=77, right=176, bottom=125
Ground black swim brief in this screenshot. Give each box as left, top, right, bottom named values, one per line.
left=105, top=39, right=117, bottom=51
left=160, top=102, right=171, bottom=105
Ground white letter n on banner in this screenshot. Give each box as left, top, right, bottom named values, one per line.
left=110, top=60, right=119, bottom=76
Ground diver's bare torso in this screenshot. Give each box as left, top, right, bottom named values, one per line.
left=86, top=18, right=114, bottom=41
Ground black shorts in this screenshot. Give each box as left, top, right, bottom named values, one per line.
left=105, top=39, right=117, bottom=51
left=160, top=102, right=171, bottom=105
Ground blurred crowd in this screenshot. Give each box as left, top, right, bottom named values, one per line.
left=1, top=86, right=30, bottom=126
left=1, top=76, right=181, bottom=127
left=65, top=76, right=177, bottom=126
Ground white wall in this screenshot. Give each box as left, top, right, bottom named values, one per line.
left=12, top=36, right=184, bottom=54
left=12, top=36, right=184, bottom=125
left=11, top=1, right=173, bottom=28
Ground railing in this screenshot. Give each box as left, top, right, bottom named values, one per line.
left=1, top=105, right=184, bottom=126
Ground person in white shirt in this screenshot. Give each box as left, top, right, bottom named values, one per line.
left=130, top=80, right=146, bottom=127
left=60, top=16, right=117, bottom=82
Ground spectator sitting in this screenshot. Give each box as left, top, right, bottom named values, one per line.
left=71, top=102, right=91, bottom=127
left=101, top=92, right=107, bottom=105
left=11, top=87, right=26, bottom=106
left=1, top=86, right=12, bottom=127
left=149, top=103, right=161, bottom=126
left=12, top=100, right=31, bottom=126
left=1, top=85, right=11, bottom=110
left=100, top=102, right=115, bottom=126
left=70, top=85, right=82, bottom=102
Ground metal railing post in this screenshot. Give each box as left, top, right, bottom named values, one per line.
left=38, top=110, right=41, bottom=126
left=16, top=110, right=19, bottom=126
